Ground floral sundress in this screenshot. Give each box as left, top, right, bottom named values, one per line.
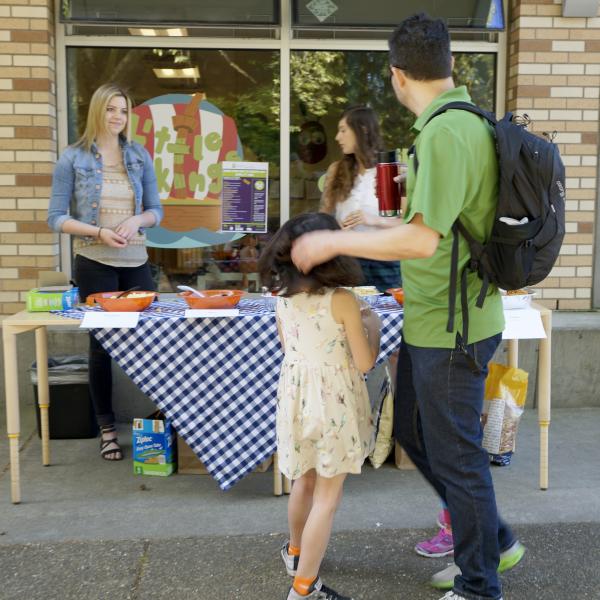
left=276, top=289, right=374, bottom=479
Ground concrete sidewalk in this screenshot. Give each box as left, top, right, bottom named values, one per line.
left=0, top=406, right=599, bottom=599
left=0, top=524, right=598, bottom=600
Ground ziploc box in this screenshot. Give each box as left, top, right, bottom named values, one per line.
left=26, top=288, right=79, bottom=312
left=132, top=412, right=176, bottom=476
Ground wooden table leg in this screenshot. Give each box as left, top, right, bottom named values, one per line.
left=273, top=452, right=283, bottom=496
left=538, top=311, right=552, bottom=490
left=507, top=338, right=518, bottom=368
left=35, top=327, right=50, bottom=466
left=505, top=339, right=519, bottom=453
left=283, top=474, right=291, bottom=495
left=3, top=324, right=22, bottom=504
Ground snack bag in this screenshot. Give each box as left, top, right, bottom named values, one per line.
left=369, top=366, right=394, bottom=468
left=481, top=363, right=528, bottom=466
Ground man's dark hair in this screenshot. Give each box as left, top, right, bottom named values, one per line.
left=389, top=13, right=452, bottom=81
left=258, top=212, right=363, bottom=296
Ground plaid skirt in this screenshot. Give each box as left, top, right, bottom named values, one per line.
left=357, top=258, right=401, bottom=293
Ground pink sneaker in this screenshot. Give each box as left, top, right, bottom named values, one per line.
left=436, top=508, right=451, bottom=530
left=415, top=528, right=454, bottom=558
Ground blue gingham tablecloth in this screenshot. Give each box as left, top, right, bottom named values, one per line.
left=54, top=297, right=403, bottom=490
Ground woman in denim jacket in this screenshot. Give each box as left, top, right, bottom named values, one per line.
left=48, top=83, right=163, bottom=461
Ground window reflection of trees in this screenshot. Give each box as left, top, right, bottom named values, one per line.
left=66, top=47, right=281, bottom=292
left=289, top=50, right=496, bottom=215
left=65, top=47, right=495, bottom=285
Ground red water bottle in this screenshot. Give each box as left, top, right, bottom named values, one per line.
left=376, top=150, right=401, bottom=217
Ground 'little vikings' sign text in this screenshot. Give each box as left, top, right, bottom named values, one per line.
left=132, top=93, right=243, bottom=235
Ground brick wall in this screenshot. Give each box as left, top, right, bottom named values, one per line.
left=0, top=0, right=56, bottom=316
left=507, top=0, right=600, bottom=309
left=0, top=1, right=598, bottom=314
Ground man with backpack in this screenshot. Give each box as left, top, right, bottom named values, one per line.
left=291, top=13, right=533, bottom=600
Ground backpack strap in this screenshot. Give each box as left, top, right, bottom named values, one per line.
left=458, top=263, right=483, bottom=374
left=447, top=224, right=483, bottom=374
left=428, top=102, right=523, bottom=183
left=454, top=220, right=490, bottom=309
left=424, top=101, right=497, bottom=128
left=446, top=223, right=459, bottom=333
left=414, top=101, right=494, bottom=372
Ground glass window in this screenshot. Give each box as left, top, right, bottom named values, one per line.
left=289, top=50, right=496, bottom=216
left=61, top=0, right=280, bottom=26
left=293, top=0, right=504, bottom=30
left=66, top=47, right=280, bottom=292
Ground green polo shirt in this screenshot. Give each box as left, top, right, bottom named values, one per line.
left=402, top=86, right=504, bottom=348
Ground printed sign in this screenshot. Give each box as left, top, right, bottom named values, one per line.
left=502, top=307, right=547, bottom=340
left=80, top=312, right=140, bottom=329
left=221, top=161, right=268, bottom=233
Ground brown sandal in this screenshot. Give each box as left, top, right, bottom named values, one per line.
left=100, top=425, right=123, bottom=461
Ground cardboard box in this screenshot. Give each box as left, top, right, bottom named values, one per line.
left=177, top=435, right=272, bottom=475
left=394, top=441, right=416, bottom=470
left=133, top=413, right=176, bottom=476
left=177, top=436, right=209, bottom=475
left=26, top=288, right=79, bottom=312
left=26, top=271, right=79, bottom=312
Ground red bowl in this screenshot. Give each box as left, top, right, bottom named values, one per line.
left=179, top=289, right=245, bottom=309
left=386, top=287, right=404, bottom=305
left=86, top=291, right=157, bottom=312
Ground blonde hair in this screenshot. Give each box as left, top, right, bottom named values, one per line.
left=75, top=83, right=133, bottom=152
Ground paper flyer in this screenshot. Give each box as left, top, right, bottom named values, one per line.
left=220, top=161, right=268, bottom=233
left=80, top=312, right=140, bottom=329
left=185, top=309, right=240, bottom=318
left=502, top=307, right=547, bottom=340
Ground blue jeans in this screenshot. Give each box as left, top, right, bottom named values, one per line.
left=395, top=333, right=515, bottom=600
left=357, top=258, right=401, bottom=293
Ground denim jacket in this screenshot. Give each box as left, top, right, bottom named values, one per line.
left=47, top=137, right=163, bottom=235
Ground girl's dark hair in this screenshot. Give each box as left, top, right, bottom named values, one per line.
left=388, top=13, right=452, bottom=81
left=322, top=105, right=382, bottom=213
left=258, top=212, right=363, bottom=296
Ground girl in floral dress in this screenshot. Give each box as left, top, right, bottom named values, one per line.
left=258, top=212, right=381, bottom=600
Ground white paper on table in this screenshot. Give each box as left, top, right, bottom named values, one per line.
left=482, top=398, right=505, bottom=454
left=80, top=311, right=140, bottom=329
left=502, top=307, right=547, bottom=340
left=185, top=309, right=240, bottom=318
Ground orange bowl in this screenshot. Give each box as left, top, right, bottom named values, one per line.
left=87, top=291, right=157, bottom=312
left=179, top=289, right=245, bottom=309
left=386, top=287, right=404, bottom=305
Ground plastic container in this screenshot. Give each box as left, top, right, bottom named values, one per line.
left=386, top=287, right=404, bottom=305
left=87, top=290, right=157, bottom=312
left=500, top=290, right=536, bottom=310
left=179, top=289, right=245, bottom=309
left=30, top=355, right=98, bottom=439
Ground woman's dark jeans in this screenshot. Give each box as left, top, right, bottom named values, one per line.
left=395, top=333, right=515, bottom=600
left=74, top=255, right=155, bottom=427
left=357, top=258, right=401, bottom=293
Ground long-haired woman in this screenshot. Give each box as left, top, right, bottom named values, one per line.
left=321, top=105, right=402, bottom=292
left=48, top=83, right=163, bottom=461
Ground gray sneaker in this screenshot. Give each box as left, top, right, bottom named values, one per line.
left=437, top=592, right=503, bottom=600
left=438, top=593, right=467, bottom=600
left=431, top=541, right=526, bottom=589
left=286, top=577, right=354, bottom=600
left=281, top=541, right=299, bottom=576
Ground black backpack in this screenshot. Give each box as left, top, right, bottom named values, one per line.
left=410, top=101, right=566, bottom=367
